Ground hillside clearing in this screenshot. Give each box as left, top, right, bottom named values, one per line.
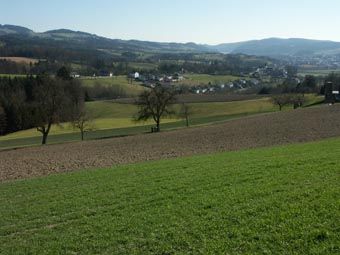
left=0, top=56, right=39, bottom=64
left=182, top=74, right=241, bottom=86
left=80, top=76, right=145, bottom=96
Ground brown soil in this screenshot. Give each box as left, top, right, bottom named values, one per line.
left=0, top=57, right=39, bottom=64
left=1, top=105, right=340, bottom=182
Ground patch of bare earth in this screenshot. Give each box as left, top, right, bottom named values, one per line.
left=0, top=57, right=39, bottom=64
left=1, top=105, right=340, bottom=182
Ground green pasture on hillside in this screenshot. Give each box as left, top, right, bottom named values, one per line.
left=80, top=76, right=145, bottom=96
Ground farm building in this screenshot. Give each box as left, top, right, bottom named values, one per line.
left=70, top=72, right=80, bottom=78
left=325, top=81, right=340, bottom=103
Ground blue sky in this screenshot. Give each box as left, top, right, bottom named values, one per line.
left=1, top=0, right=340, bottom=44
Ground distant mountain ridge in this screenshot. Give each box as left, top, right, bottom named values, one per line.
left=1, top=24, right=340, bottom=57
left=211, top=38, right=340, bottom=56
left=0, top=24, right=210, bottom=54
left=0, top=24, right=34, bottom=36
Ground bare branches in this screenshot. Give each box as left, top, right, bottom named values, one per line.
left=71, top=109, right=94, bottom=141
left=271, top=94, right=292, bottom=111
left=32, top=75, right=85, bottom=144
left=135, top=85, right=176, bottom=132
left=179, top=103, right=191, bottom=127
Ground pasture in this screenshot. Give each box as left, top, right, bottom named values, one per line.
left=80, top=76, right=145, bottom=96
left=0, top=138, right=339, bottom=254
left=181, top=74, right=241, bottom=86
left=0, top=74, right=29, bottom=78
left=298, top=68, right=340, bottom=77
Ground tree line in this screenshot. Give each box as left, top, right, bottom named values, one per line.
left=0, top=69, right=86, bottom=144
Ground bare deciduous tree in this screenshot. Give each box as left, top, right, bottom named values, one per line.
left=32, top=76, right=66, bottom=144
left=135, top=84, right=176, bottom=132
left=72, top=109, right=93, bottom=141
left=291, top=94, right=305, bottom=109
left=179, top=103, right=191, bottom=127
left=271, top=94, right=292, bottom=111
left=32, top=76, right=84, bottom=145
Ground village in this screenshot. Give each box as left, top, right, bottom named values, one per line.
left=69, top=63, right=294, bottom=95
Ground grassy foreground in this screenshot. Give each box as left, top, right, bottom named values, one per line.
left=0, top=139, right=339, bottom=254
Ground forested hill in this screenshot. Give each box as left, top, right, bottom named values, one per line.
left=0, top=24, right=212, bottom=60
left=2, top=25, right=340, bottom=61
left=210, top=38, right=340, bottom=57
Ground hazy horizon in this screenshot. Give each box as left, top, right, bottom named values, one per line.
left=2, top=0, right=340, bottom=44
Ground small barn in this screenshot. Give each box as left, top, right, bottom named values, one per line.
left=325, top=82, right=340, bottom=103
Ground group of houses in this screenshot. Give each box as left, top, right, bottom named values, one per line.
left=192, top=79, right=261, bottom=94
left=250, top=64, right=288, bottom=79
left=128, top=72, right=185, bottom=85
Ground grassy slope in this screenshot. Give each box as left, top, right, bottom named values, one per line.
left=0, top=74, right=29, bottom=78
left=128, top=62, right=158, bottom=70
left=298, top=69, right=340, bottom=77
left=182, top=74, right=241, bottom=86
left=80, top=76, right=145, bottom=96
left=0, top=138, right=339, bottom=254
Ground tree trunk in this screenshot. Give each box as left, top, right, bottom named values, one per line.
left=156, top=120, right=160, bottom=132
left=185, top=116, right=189, bottom=127
left=41, top=122, right=52, bottom=145
left=42, top=132, right=48, bottom=145
left=81, top=130, right=84, bottom=141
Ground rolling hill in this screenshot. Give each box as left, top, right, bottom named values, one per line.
left=2, top=24, right=340, bottom=59
left=0, top=24, right=211, bottom=55
left=211, top=38, right=340, bottom=57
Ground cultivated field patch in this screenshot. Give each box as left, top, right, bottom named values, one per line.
left=0, top=56, right=39, bottom=64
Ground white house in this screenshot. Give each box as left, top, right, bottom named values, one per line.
left=134, top=72, right=140, bottom=79
left=70, top=73, right=80, bottom=78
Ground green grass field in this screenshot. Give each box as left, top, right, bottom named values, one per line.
left=0, top=95, right=323, bottom=149
left=128, top=62, right=158, bottom=70
left=0, top=138, right=339, bottom=254
left=80, top=76, right=145, bottom=96
left=298, top=69, right=340, bottom=77
left=182, top=74, right=241, bottom=86
left=0, top=74, right=29, bottom=78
